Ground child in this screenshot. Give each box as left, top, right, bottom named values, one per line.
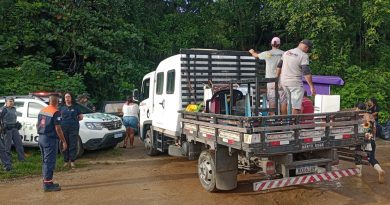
left=355, top=103, right=385, bottom=183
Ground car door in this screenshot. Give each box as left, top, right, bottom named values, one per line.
left=22, top=100, right=45, bottom=145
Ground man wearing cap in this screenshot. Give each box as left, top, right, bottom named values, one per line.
left=0, top=97, right=25, bottom=161
left=77, top=93, right=95, bottom=111
left=249, top=37, right=286, bottom=115
left=276, top=39, right=316, bottom=115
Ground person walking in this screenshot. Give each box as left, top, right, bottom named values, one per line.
left=59, top=92, right=83, bottom=169
left=367, top=97, right=381, bottom=138
left=276, top=39, right=316, bottom=115
left=122, top=95, right=139, bottom=148
left=0, top=97, right=25, bottom=161
left=37, top=95, right=67, bottom=192
left=249, top=37, right=286, bottom=115
left=355, top=103, right=385, bottom=184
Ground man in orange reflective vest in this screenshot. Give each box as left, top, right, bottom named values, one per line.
left=37, top=95, right=67, bottom=192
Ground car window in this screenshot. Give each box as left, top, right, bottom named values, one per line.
left=28, top=102, right=44, bottom=118
left=77, top=103, right=94, bottom=114
left=0, top=101, right=24, bottom=117
left=104, top=102, right=124, bottom=113
left=14, top=102, right=24, bottom=117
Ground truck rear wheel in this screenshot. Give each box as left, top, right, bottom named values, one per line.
left=145, top=130, right=159, bottom=156
left=198, top=150, right=217, bottom=192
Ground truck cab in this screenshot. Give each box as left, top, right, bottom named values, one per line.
left=139, top=55, right=183, bottom=140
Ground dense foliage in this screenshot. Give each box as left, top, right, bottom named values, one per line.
left=0, top=0, right=389, bottom=122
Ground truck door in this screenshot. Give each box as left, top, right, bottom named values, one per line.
left=153, top=69, right=180, bottom=134
left=139, top=73, right=154, bottom=140
left=153, top=71, right=165, bottom=128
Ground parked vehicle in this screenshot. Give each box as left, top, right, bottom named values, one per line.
left=99, top=101, right=126, bottom=118
left=136, top=49, right=365, bottom=192
left=0, top=95, right=126, bottom=157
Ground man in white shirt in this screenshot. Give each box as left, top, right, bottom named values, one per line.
left=249, top=37, right=286, bottom=115
left=276, top=39, right=316, bottom=114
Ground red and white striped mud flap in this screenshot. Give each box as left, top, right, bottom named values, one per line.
left=253, top=168, right=359, bottom=191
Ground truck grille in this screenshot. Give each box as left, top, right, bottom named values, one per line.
left=102, top=120, right=122, bottom=130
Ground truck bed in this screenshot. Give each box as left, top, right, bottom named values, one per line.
left=181, top=111, right=364, bottom=156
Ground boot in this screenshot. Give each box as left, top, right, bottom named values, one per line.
left=43, top=183, right=61, bottom=192
left=373, top=164, right=385, bottom=184
left=356, top=165, right=363, bottom=177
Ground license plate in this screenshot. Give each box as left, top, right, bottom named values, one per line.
left=296, top=165, right=317, bottom=175
left=301, top=142, right=325, bottom=150
left=114, top=133, right=123, bottom=138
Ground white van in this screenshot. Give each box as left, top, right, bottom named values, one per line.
left=0, top=96, right=126, bottom=157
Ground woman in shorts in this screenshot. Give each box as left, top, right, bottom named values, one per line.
left=122, top=95, right=139, bottom=148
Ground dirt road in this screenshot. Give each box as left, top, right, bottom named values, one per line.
left=1, top=139, right=389, bottom=205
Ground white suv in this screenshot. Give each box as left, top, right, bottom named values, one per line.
left=0, top=96, right=126, bottom=157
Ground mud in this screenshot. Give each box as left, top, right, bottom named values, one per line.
left=0, top=139, right=389, bottom=205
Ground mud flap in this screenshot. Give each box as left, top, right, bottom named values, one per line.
left=215, top=145, right=238, bottom=190
left=188, top=142, right=202, bottom=160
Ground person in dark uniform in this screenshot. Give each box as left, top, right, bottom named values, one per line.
left=59, top=92, right=83, bottom=168
left=0, top=97, right=25, bottom=161
left=0, top=135, right=12, bottom=171
left=37, top=95, right=67, bottom=192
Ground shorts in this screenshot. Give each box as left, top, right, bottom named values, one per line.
left=282, top=86, right=304, bottom=110
left=267, top=83, right=286, bottom=104
left=123, top=116, right=138, bottom=129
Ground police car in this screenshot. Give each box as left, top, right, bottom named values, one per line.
left=0, top=94, right=126, bottom=158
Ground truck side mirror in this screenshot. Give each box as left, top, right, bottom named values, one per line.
left=132, top=89, right=140, bottom=102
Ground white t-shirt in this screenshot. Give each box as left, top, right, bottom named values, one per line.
left=258, top=48, right=284, bottom=78
left=280, top=47, right=309, bottom=87
left=123, top=103, right=139, bottom=119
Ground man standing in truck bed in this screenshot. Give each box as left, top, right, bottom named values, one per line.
left=276, top=39, right=316, bottom=115
left=249, top=37, right=286, bottom=115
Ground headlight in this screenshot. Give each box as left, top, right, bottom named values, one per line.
left=85, top=122, right=104, bottom=130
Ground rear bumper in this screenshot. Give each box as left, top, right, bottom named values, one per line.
left=253, top=167, right=359, bottom=191
left=84, top=131, right=125, bottom=150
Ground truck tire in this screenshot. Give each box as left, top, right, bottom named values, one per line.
left=145, top=130, right=159, bottom=156
left=76, top=135, right=84, bottom=158
left=198, top=150, right=217, bottom=192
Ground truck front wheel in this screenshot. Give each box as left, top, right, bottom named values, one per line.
left=198, top=150, right=217, bottom=192
left=145, top=130, right=159, bottom=156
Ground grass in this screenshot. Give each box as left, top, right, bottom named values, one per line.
left=0, top=148, right=85, bottom=180
left=0, top=147, right=124, bottom=180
